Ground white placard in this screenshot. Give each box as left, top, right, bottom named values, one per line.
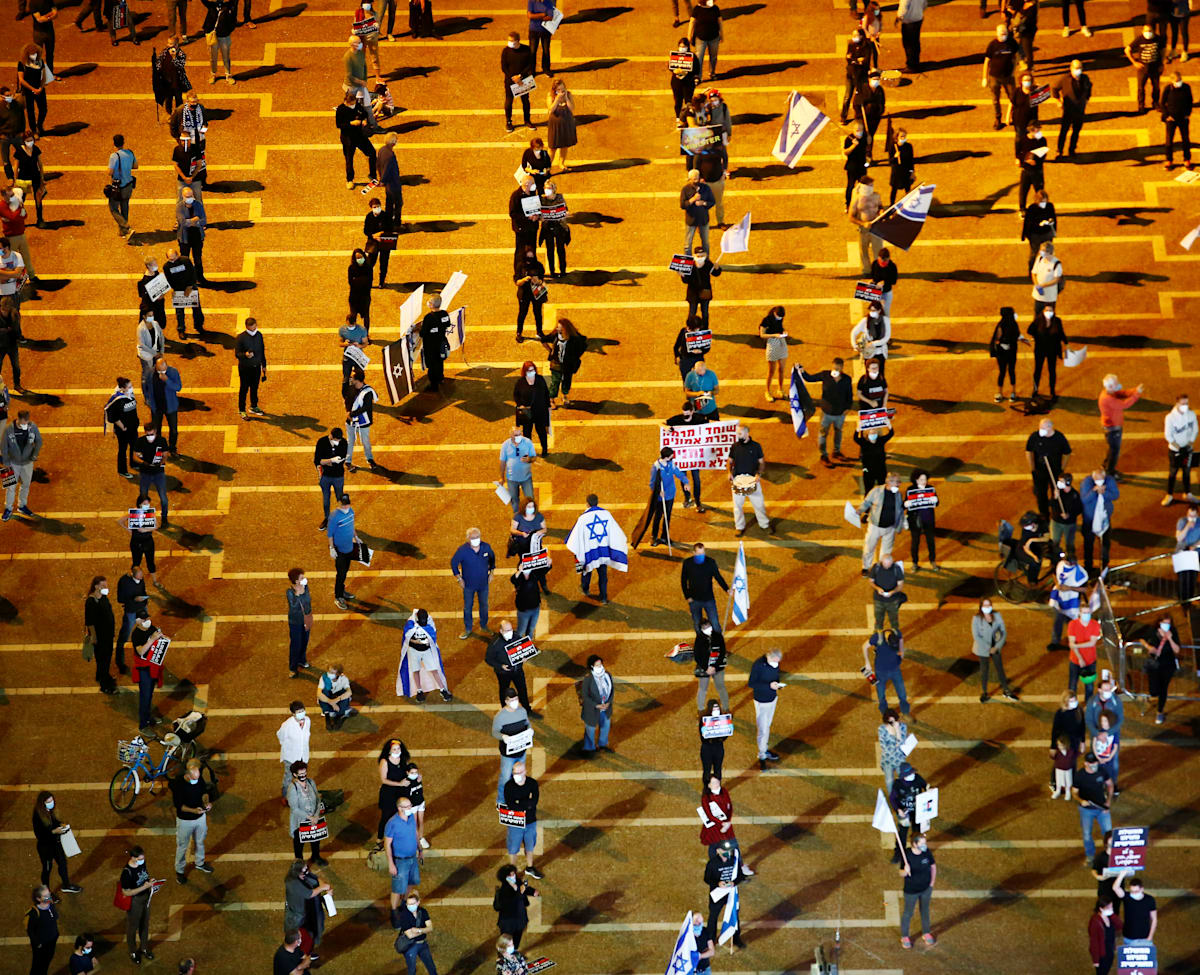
left=521, top=195, right=542, bottom=218
left=172, top=289, right=200, bottom=309
left=494, top=481, right=512, bottom=505
left=144, top=273, right=170, bottom=303
left=441, top=270, right=467, bottom=310
left=1031, top=146, right=1049, bottom=159
left=543, top=7, right=564, bottom=34
left=400, top=286, right=425, bottom=336
left=60, top=827, right=82, bottom=858
left=915, top=787, right=938, bottom=828
left=510, top=75, right=537, bottom=96
left=514, top=163, right=528, bottom=185
left=1173, top=550, right=1200, bottom=573
left=1063, top=345, right=1087, bottom=368
left=900, top=733, right=918, bottom=756
left=658, top=419, right=738, bottom=471
left=345, top=345, right=370, bottom=370
left=503, top=726, right=534, bottom=755
left=323, top=892, right=337, bottom=916
left=843, top=501, right=862, bottom=528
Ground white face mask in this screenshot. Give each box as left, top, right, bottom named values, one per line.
left=513, top=774, right=526, bottom=785
left=868, top=369, right=879, bottom=378
left=469, top=537, right=480, bottom=549
left=897, top=136, right=906, bottom=145
left=100, top=587, right=109, bottom=596
left=700, top=625, right=712, bottom=637
left=356, top=257, right=365, bottom=265
left=505, top=943, right=516, bottom=953
left=300, top=578, right=308, bottom=588
left=1101, top=905, right=1114, bottom=916
left=139, top=619, right=153, bottom=628
left=506, top=876, right=518, bottom=888
left=830, top=369, right=840, bottom=378
left=23, top=140, right=33, bottom=148
left=390, top=749, right=402, bottom=760
left=1079, top=612, right=1091, bottom=624
left=508, top=40, right=518, bottom=49
left=592, top=665, right=604, bottom=676
left=888, top=485, right=898, bottom=493
left=694, top=255, right=707, bottom=266
left=294, top=711, right=306, bottom=723
left=1067, top=698, right=1078, bottom=710
left=500, top=628, right=513, bottom=640
left=869, top=80, right=880, bottom=89
left=981, top=604, right=992, bottom=614
left=189, top=771, right=200, bottom=783
left=904, top=773, right=915, bottom=782
left=1056, top=480, right=1067, bottom=491
left=1099, top=690, right=1112, bottom=701
left=1071, top=68, right=1082, bottom=78
left=1039, top=427, right=1052, bottom=438
left=1129, top=891, right=1144, bottom=901
left=998, top=31, right=1008, bottom=41
left=371, top=207, right=382, bottom=216
left=1144, top=31, right=1154, bottom=39
left=869, top=311, right=879, bottom=319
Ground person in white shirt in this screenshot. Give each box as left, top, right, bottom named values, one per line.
left=1163, top=392, right=1198, bottom=506
left=0, top=236, right=27, bottom=304
left=275, top=701, right=311, bottom=798
left=1031, top=241, right=1063, bottom=318
left=850, top=300, right=891, bottom=368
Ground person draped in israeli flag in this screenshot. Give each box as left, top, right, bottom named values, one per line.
left=397, top=608, right=452, bottom=703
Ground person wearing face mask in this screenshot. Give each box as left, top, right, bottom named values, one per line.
left=373, top=739, right=411, bottom=849
left=842, top=127, right=868, bottom=213
left=1137, top=617, right=1179, bottom=723
left=982, top=23, right=1018, bottom=130
left=1097, top=373, right=1145, bottom=479
left=416, top=294, right=450, bottom=393
left=0, top=298, right=19, bottom=394
left=500, top=425, right=538, bottom=515
left=276, top=700, right=312, bottom=798
left=578, top=653, right=613, bottom=756
left=1085, top=676, right=1125, bottom=745
left=493, top=687, right=532, bottom=799
left=163, top=247, right=203, bottom=337
left=858, top=471, right=906, bottom=572
left=1047, top=473, right=1083, bottom=562
left=680, top=169, right=715, bottom=255
left=1073, top=751, right=1114, bottom=867
left=521, top=137, right=552, bottom=196
left=142, top=354, right=182, bottom=455
left=363, top=196, right=394, bottom=287
left=375, top=132, right=403, bottom=224
left=287, top=761, right=327, bottom=865
left=337, top=89, right=377, bottom=194
left=1087, top=895, right=1122, bottom=973
left=0, top=87, right=27, bottom=183
left=988, top=306, right=1025, bottom=403
left=885, top=125, right=914, bottom=204
left=681, top=246, right=722, bottom=327
left=119, top=846, right=160, bottom=964
left=757, top=305, right=789, bottom=401
left=1016, top=120, right=1047, bottom=216
left=495, top=933, right=527, bottom=975
left=284, top=861, right=331, bottom=962
left=510, top=177, right=541, bottom=268
left=33, top=791, right=81, bottom=898
left=171, top=131, right=205, bottom=206
left=451, top=526, right=496, bottom=639
left=888, top=760, right=925, bottom=862
left=129, top=608, right=165, bottom=729
left=705, top=88, right=731, bottom=147
left=354, top=0, right=382, bottom=81
left=0, top=187, right=35, bottom=300
left=897, top=832, right=936, bottom=949
left=1025, top=304, right=1067, bottom=405
left=877, top=708, right=907, bottom=794
left=115, top=566, right=147, bottom=672
left=850, top=296, right=890, bottom=365
left=1051, top=60, right=1091, bottom=158
left=1019, top=189, right=1057, bottom=275
left=697, top=698, right=728, bottom=781
left=399, top=608, right=453, bottom=703
left=852, top=71, right=886, bottom=164
left=136, top=261, right=167, bottom=344
left=799, top=358, right=854, bottom=467
left=972, top=598, right=1019, bottom=702
left=727, top=422, right=772, bottom=537
left=68, top=934, right=97, bottom=974
left=643, top=446, right=689, bottom=547
left=513, top=359, right=551, bottom=455
left=26, top=885, right=59, bottom=975
left=9, top=135, right=44, bottom=231
left=703, top=839, right=748, bottom=949
left=853, top=416, right=893, bottom=495
left=311, top=427, right=346, bottom=530
left=513, top=245, right=548, bottom=343
left=527, top=0, right=556, bottom=76
left=669, top=39, right=700, bottom=122
left=396, top=890, right=437, bottom=974
left=1128, top=23, right=1165, bottom=113
left=170, top=759, right=214, bottom=885
left=175, top=187, right=206, bottom=283
left=681, top=541, right=728, bottom=635
left=2, top=407, right=39, bottom=521
left=285, top=568, right=313, bottom=678
left=537, top=181, right=571, bottom=277
left=545, top=80, right=576, bottom=175
left=1162, top=69, right=1195, bottom=170
left=201, top=0, right=239, bottom=85
left=17, top=46, right=47, bottom=139
left=84, top=574, right=117, bottom=694
left=1050, top=687, right=1086, bottom=778
left=688, top=0, right=723, bottom=81
left=1174, top=503, right=1200, bottom=599
left=1111, top=872, right=1158, bottom=948
left=1080, top=467, right=1119, bottom=577
left=486, top=619, right=533, bottom=711
left=494, top=869, right=538, bottom=954
left=346, top=247, right=373, bottom=335
left=693, top=621, right=729, bottom=712
left=511, top=557, right=547, bottom=638
left=841, top=28, right=872, bottom=123
left=1163, top=392, right=1198, bottom=505
left=344, top=371, right=379, bottom=472
left=867, top=551, right=905, bottom=633
left=1049, top=547, right=1091, bottom=649
left=748, top=647, right=784, bottom=770
left=501, top=33, right=535, bottom=133
left=895, top=0, right=925, bottom=72
left=502, top=761, right=542, bottom=879
left=317, top=662, right=355, bottom=729
left=1066, top=601, right=1102, bottom=702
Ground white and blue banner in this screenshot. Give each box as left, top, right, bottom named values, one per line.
left=567, top=506, right=629, bottom=573
left=731, top=542, right=749, bottom=626
left=771, top=92, right=827, bottom=169
left=665, top=913, right=699, bottom=975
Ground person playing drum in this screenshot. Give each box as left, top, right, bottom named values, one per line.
left=727, top=424, right=774, bottom=538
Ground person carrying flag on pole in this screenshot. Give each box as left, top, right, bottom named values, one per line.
left=727, top=541, right=749, bottom=629
left=649, top=446, right=690, bottom=549
left=703, top=840, right=746, bottom=951
left=666, top=911, right=713, bottom=975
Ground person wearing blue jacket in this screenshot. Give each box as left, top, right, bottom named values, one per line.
left=327, top=494, right=359, bottom=610
left=450, top=527, right=496, bottom=640
left=649, top=447, right=690, bottom=546
left=141, top=355, right=183, bottom=454
left=1080, top=469, right=1119, bottom=576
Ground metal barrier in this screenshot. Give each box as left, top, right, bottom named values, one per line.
left=1095, top=553, right=1200, bottom=714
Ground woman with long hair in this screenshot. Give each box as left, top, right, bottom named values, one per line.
left=513, top=359, right=550, bottom=455
left=33, top=792, right=81, bottom=896
left=374, top=738, right=411, bottom=850
left=543, top=317, right=586, bottom=409
left=546, top=79, right=576, bottom=174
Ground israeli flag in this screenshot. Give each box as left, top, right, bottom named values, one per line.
left=717, top=886, right=740, bottom=946
left=788, top=365, right=809, bottom=439
left=731, top=542, right=749, bottom=627
left=771, top=92, right=828, bottom=169
left=665, top=913, right=699, bottom=975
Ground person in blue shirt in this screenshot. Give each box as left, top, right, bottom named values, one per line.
left=450, top=527, right=496, bottom=640
left=1080, top=468, right=1119, bottom=576
left=649, top=447, right=689, bottom=546
left=527, top=0, right=556, bottom=76
left=384, top=797, right=422, bottom=908
left=863, top=628, right=908, bottom=718
left=327, top=494, right=359, bottom=610
left=498, top=426, right=537, bottom=515
left=684, top=360, right=719, bottom=418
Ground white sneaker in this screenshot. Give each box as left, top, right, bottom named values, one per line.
left=419, top=836, right=430, bottom=849
left=1081, top=26, right=1092, bottom=37
left=1183, top=51, right=1190, bottom=62
left=1061, top=26, right=1070, bottom=37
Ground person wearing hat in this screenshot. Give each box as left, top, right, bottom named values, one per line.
left=888, top=760, right=926, bottom=864
left=1071, top=750, right=1113, bottom=865
left=649, top=446, right=690, bottom=547
left=703, top=839, right=747, bottom=949
left=705, top=88, right=731, bottom=145
left=327, top=493, right=359, bottom=611
left=853, top=70, right=887, bottom=163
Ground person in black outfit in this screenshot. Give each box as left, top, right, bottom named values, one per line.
left=681, top=541, right=729, bottom=633
left=680, top=248, right=721, bottom=327
left=510, top=565, right=543, bottom=639
left=85, top=576, right=117, bottom=694
left=1048, top=472, right=1082, bottom=559
left=988, top=306, right=1029, bottom=402
left=888, top=761, right=926, bottom=862
left=853, top=71, right=887, bottom=161
left=1052, top=60, right=1091, bottom=158
left=105, top=377, right=140, bottom=478
left=841, top=28, right=871, bottom=122
left=501, top=32, right=535, bottom=132
left=1127, top=25, right=1164, bottom=113
left=905, top=470, right=939, bottom=571
left=857, top=358, right=888, bottom=410
left=800, top=359, right=855, bottom=466
left=673, top=314, right=708, bottom=383
left=1136, top=617, right=1179, bottom=724
left=137, top=258, right=167, bottom=334
left=347, top=248, right=373, bottom=334
left=699, top=698, right=724, bottom=783
left=336, top=89, right=377, bottom=187
left=485, top=620, right=533, bottom=712
left=509, top=178, right=541, bottom=263
left=520, top=137, right=552, bottom=195
left=1020, top=189, right=1057, bottom=271
left=513, top=359, right=550, bottom=453
left=703, top=841, right=746, bottom=949
left=363, top=196, right=394, bottom=287
left=272, top=931, right=306, bottom=975
left=26, top=884, right=59, bottom=975
left=1009, top=74, right=1039, bottom=151
left=887, top=129, right=914, bottom=205
left=666, top=401, right=707, bottom=511
left=842, top=123, right=868, bottom=209
left=854, top=419, right=893, bottom=494
left=163, top=248, right=204, bottom=336
left=1025, top=417, right=1072, bottom=520
left=419, top=295, right=451, bottom=393
left=33, top=792, right=81, bottom=895
left=1162, top=70, right=1194, bottom=171
left=513, top=247, right=547, bottom=342
left=1016, top=121, right=1047, bottom=215
left=493, top=864, right=537, bottom=949
left=1027, top=306, right=1068, bottom=399
left=537, top=184, right=571, bottom=278
left=235, top=316, right=266, bottom=418
left=670, top=38, right=700, bottom=120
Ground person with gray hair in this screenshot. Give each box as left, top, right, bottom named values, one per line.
left=747, top=648, right=784, bottom=770
left=680, top=168, right=715, bottom=254
left=450, top=525, right=495, bottom=639
left=419, top=293, right=451, bottom=393
left=1031, top=240, right=1063, bottom=318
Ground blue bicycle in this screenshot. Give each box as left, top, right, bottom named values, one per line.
left=109, top=716, right=215, bottom=812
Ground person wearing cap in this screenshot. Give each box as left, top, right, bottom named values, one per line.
left=649, top=446, right=689, bottom=546
left=1051, top=59, right=1091, bottom=159
left=853, top=71, right=886, bottom=163
left=695, top=136, right=728, bottom=229
left=848, top=176, right=883, bottom=274
left=1072, top=751, right=1113, bottom=864
left=703, top=840, right=747, bottom=949
left=398, top=609, right=452, bottom=704
left=888, top=760, right=926, bottom=863
left=451, top=527, right=495, bottom=640
left=327, top=493, right=359, bottom=611
left=705, top=88, right=731, bottom=145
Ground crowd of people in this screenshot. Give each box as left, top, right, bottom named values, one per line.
left=4, top=1, right=1190, bottom=974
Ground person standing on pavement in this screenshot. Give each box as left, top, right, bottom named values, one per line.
left=1163, top=392, right=1198, bottom=505
left=344, top=371, right=379, bottom=472
left=849, top=176, right=883, bottom=274
left=702, top=840, right=748, bottom=949
left=1162, top=70, right=1194, bottom=170
left=285, top=569, right=312, bottom=678
left=502, top=32, right=535, bottom=132
left=727, top=423, right=772, bottom=538
left=494, top=870, right=538, bottom=952
left=1073, top=752, right=1113, bottom=864
left=897, top=832, right=937, bottom=949
left=486, top=620, right=533, bottom=712
left=748, top=648, right=784, bottom=771
left=800, top=359, right=854, bottom=467
left=2, top=407, right=40, bottom=522
left=868, top=553, right=904, bottom=632
left=1052, top=60, right=1091, bottom=158
left=864, top=627, right=909, bottom=716
left=33, top=793, right=81, bottom=897
left=688, top=0, right=723, bottom=81
left=129, top=609, right=165, bottom=730
left=84, top=576, right=117, bottom=695
left=1027, top=305, right=1069, bottom=401
left=1080, top=469, right=1119, bottom=576
left=896, top=0, right=926, bottom=74
left=337, top=88, right=376, bottom=190
left=1067, top=604, right=1102, bottom=701
left=164, top=248, right=203, bottom=337
left=327, top=494, right=359, bottom=610
left=203, top=0, right=238, bottom=86
left=384, top=798, right=422, bottom=904
left=681, top=542, right=728, bottom=633
left=1026, top=418, right=1072, bottom=520
left=1098, top=375, right=1144, bottom=478
left=858, top=471, right=906, bottom=571
left=693, top=622, right=729, bottom=713
left=1111, top=872, right=1158, bottom=946
left=493, top=688, right=531, bottom=800
left=499, top=426, right=537, bottom=515
left=375, top=133, right=403, bottom=226
left=132, top=422, right=169, bottom=528
left=1021, top=190, right=1057, bottom=274
left=841, top=27, right=871, bottom=124
left=982, top=23, right=1018, bottom=131
left=451, top=527, right=495, bottom=640
left=106, top=134, right=138, bottom=240
left=176, top=187, right=206, bottom=284
left=972, top=598, right=1018, bottom=702
left=680, top=169, right=715, bottom=255
left=26, top=884, right=59, bottom=975
left=579, top=654, right=613, bottom=756
left=649, top=446, right=689, bottom=546
left=502, top=761, right=542, bottom=879
left=119, top=848, right=159, bottom=965
left=171, top=759, right=214, bottom=885
left=856, top=418, right=895, bottom=494
left=419, top=295, right=450, bottom=393
left=877, top=709, right=907, bottom=794
left=870, top=249, right=899, bottom=318
left=853, top=71, right=887, bottom=162
left=287, top=762, right=326, bottom=865
left=136, top=311, right=164, bottom=385
left=313, top=428, right=346, bottom=530
left=143, top=355, right=182, bottom=455
left=513, top=359, right=550, bottom=452
left=1128, top=23, right=1165, bottom=113
left=0, top=87, right=26, bottom=182
left=235, top=317, right=267, bottom=419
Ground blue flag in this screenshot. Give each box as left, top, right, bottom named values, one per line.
left=789, top=366, right=810, bottom=439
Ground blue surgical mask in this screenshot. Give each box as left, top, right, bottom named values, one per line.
left=693, top=924, right=704, bottom=936
left=1079, top=612, right=1091, bottom=624
left=694, top=553, right=705, bottom=564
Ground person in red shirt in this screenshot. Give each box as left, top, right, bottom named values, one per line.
left=1098, top=374, right=1144, bottom=478
left=1087, top=895, right=1121, bottom=974
left=1066, top=607, right=1101, bottom=702
left=129, top=609, right=166, bottom=730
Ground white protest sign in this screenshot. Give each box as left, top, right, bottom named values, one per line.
left=900, top=733, right=918, bottom=757
left=659, top=419, right=738, bottom=471
left=1064, top=346, right=1087, bottom=368
left=843, top=501, right=862, bottom=528
left=915, top=787, right=939, bottom=829
left=400, top=286, right=425, bottom=336
left=144, top=273, right=170, bottom=302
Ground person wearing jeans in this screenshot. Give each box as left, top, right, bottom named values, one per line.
left=450, top=527, right=494, bottom=639
left=865, top=630, right=908, bottom=717
left=492, top=690, right=530, bottom=802
left=1, top=408, right=39, bottom=519
left=512, top=568, right=541, bottom=639
left=106, top=135, right=137, bottom=239
left=748, top=649, right=783, bottom=770
left=580, top=655, right=612, bottom=754
left=1098, top=375, right=1143, bottom=476
left=1072, top=752, right=1113, bottom=862
left=681, top=542, right=728, bottom=633
left=327, top=494, right=358, bottom=609
left=313, top=428, right=346, bottom=530
left=687, top=0, right=722, bottom=79
left=499, top=427, right=536, bottom=515
left=285, top=569, right=311, bottom=676
left=898, top=833, right=936, bottom=949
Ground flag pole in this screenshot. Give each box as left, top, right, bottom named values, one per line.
left=661, top=493, right=673, bottom=557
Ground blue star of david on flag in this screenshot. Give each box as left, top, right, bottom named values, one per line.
left=586, top=514, right=609, bottom=543
left=731, top=542, right=750, bottom=626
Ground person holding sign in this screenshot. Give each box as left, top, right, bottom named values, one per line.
left=680, top=248, right=721, bottom=328
left=486, top=621, right=534, bottom=712
left=503, top=761, right=542, bottom=879
left=670, top=38, right=700, bottom=119
left=493, top=688, right=532, bottom=804
left=494, top=868, right=538, bottom=951
left=84, top=575, right=117, bottom=695
left=32, top=791, right=82, bottom=896
left=1111, top=872, right=1158, bottom=946
left=502, top=33, right=536, bottom=133
left=904, top=470, right=939, bottom=571
left=1073, top=752, right=1114, bottom=864
left=130, top=609, right=165, bottom=730
left=287, top=761, right=327, bottom=865
left=889, top=761, right=926, bottom=863
left=537, top=182, right=570, bottom=278
left=704, top=840, right=747, bottom=949
left=694, top=623, right=729, bottom=711
left=854, top=419, right=892, bottom=497
left=897, top=832, right=936, bottom=949
left=514, top=246, right=548, bottom=343
left=163, top=248, right=204, bottom=337
left=699, top=699, right=726, bottom=782
left=511, top=561, right=546, bottom=639
left=527, top=0, right=556, bottom=77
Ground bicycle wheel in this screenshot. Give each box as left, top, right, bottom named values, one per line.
left=994, top=560, right=1031, bottom=604
left=109, top=768, right=140, bottom=812
left=177, top=740, right=197, bottom=765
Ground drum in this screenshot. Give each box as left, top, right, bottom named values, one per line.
left=732, top=474, right=758, bottom=496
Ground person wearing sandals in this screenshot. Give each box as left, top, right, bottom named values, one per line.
left=972, top=598, right=1019, bottom=703
left=758, top=305, right=788, bottom=402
